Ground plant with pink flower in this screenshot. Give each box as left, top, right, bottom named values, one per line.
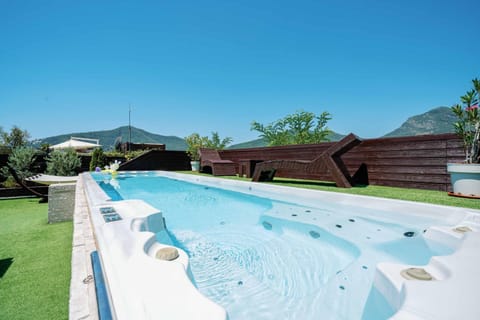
left=451, top=78, right=480, bottom=163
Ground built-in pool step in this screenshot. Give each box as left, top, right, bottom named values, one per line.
left=130, top=212, right=166, bottom=233
left=374, top=260, right=449, bottom=312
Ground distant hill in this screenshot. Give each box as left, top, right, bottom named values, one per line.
left=228, top=138, right=267, bottom=149
left=229, top=131, right=345, bottom=149
left=383, top=107, right=456, bottom=137
left=36, top=126, right=187, bottom=151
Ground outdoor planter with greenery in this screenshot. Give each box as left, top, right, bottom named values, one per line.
left=447, top=78, right=480, bottom=197
left=185, top=132, right=232, bottom=171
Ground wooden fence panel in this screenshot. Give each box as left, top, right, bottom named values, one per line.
left=220, top=133, right=465, bottom=191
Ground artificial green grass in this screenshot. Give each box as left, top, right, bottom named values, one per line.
left=0, top=198, right=73, bottom=320
left=178, top=171, right=480, bottom=210
left=269, top=178, right=480, bottom=209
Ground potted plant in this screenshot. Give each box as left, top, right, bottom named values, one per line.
left=185, top=133, right=205, bottom=171
left=184, top=132, right=233, bottom=172
left=447, top=78, right=480, bottom=197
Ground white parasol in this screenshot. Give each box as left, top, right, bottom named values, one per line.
left=49, top=137, right=101, bottom=151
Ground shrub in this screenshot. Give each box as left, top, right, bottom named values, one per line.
left=89, top=148, right=107, bottom=171
left=124, top=150, right=145, bottom=161
left=2, top=176, right=18, bottom=188
left=46, top=149, right=81, bottom=176
left=451, top=78, right=480, bottom=163
left=0, top=146, right=38, bottom=181
left=104, top=150, right=143, bottom=161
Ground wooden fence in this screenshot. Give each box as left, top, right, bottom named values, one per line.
left=218, top=133, right=464, bottom=192
left=0, top=134, right=467, bottom=193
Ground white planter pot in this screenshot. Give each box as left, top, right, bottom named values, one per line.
left=447, top=163, right=480, bottom=197
left=190, top=161, right=200, bottom=172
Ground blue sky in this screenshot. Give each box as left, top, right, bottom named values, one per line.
left=1, top=0, right=479, bottom=144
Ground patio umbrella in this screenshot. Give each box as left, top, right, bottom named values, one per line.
left=49, top=138, right=101, bottom=151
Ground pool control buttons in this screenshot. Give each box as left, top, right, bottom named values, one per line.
left=99, top=207, right=116, bottom=214
left=99, top=207, right=121, bottom=222
left=103, top=213, right=122, bottom=223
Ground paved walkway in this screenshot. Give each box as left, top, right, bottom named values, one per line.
left=69, top=175, right=98, bottom=320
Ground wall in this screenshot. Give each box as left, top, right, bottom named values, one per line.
left=48, top=183, right=76, bottom=223
left=119, top=150, right=191, bottom=171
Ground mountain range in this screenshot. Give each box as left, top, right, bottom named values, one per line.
left=35, top=106, right=457, bottom=150
left=383, top=106, right=456, bottom=137
left=36, top=126, right=187, bottom=150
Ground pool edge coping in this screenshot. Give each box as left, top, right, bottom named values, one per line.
left=69, top=175, right=99, bottom=320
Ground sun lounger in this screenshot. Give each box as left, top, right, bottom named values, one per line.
left=25, top=174, right=78, bottom=185
left=199, top=148, right=237, bottom=176
left=251, top=133, right=361, bottom=188
left=4, top=165, right=48, bottom=202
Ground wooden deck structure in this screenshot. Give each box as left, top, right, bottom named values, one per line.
left=251, top=133, right=362, bottom=187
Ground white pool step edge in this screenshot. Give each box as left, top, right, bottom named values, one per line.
left=376, top=225, right=480, bottom=320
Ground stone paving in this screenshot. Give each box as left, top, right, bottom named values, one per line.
left=69, top=175, right=99, bottom=320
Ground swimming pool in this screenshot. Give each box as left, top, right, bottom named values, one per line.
left=83, top=171, right=480, bottom=320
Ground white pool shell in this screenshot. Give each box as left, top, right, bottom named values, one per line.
left=78, top=171, right=480, bottom=320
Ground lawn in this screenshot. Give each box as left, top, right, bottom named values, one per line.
left=0, top=198, right=72, bottom=320
left=179, top=171, right=480, bottom=210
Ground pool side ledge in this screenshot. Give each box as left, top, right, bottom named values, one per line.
left=78, top=172, right=227, bottom=320
left=374, top=223, right=480, bottom=320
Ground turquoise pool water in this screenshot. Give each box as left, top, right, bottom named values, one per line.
left=93, top=172, right=454, bottom=320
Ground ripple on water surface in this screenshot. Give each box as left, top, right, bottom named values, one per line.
left=171, top=219, right=360, bottom=319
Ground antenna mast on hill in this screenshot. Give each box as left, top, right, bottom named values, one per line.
left=128, top=104, right=132, bottom=151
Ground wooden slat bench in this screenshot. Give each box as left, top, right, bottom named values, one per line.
left=251, top=133, right=362, bottom=187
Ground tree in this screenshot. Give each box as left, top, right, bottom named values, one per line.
left=204, top=132, right=233, bottom=150
left=0, top=126, right=31, bottom=148
left=251, top=110, right=332, bottom=146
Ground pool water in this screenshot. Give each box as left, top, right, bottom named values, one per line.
left=94, top=172, right=454, bottom=320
